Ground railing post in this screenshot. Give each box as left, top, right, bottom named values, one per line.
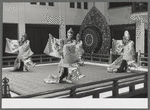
left=112, top=80, right=118, bottom=97
left=109, top=49, right=113, bottom=64
left=129, top=85, right=135, bottom=92
left=138, top=50, right=141, bottom=66
left=93, top=92, right=99, bottom=98
left=144, top=74, right=148, bottom=89
left=70, top=87, right=76, bottom=98
left=91, top=52, right=93, bottom=62
left=99, top=58, right=101, bottom=63
left=40, top=55, right=42, bottom=63
left=49, top=57, right=52, bottom=62
left=8, top=62, right=11, bottom=67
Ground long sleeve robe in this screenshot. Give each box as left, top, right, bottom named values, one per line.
left=107, top=40, right=137, bottom=72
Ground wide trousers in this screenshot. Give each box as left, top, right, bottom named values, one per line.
left=117, top=60, right=127, bottom=72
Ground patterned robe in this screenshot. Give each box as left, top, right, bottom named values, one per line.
left=44, top=36, right=84, bottom=83
left=5, top=38, right=34, bottom=70
left=107, top=40, right=137, bottom=72
left=122, top=41, right=135, bottom=61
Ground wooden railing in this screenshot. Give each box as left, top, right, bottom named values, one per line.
left=3, top=55, right=17, bottom=67
left=2, top=53, right=110, bottom=67
left=12, top=72, right=147, bottom=98
left=82, top=53, right=110, bottom=63
left=2, top=54, right=60, bottom=67
left=2, top=51, right=148, bottom=67
left=31, top=54, right=60, bottom=64
left=138, top=52, right=148, bottom=67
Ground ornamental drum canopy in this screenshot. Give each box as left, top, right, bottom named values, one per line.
left=79, top=6, right=111, bottom=54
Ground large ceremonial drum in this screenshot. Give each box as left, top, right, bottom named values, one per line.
left=79, top=6, right=111, bottom=54
left=82, top=27, right=102, bottom=53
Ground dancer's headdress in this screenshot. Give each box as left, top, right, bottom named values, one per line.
left=22, top=33, right=28, bottom=40
left=123, top=30, right=130, bottom=39
left=67, top=28, right=74, bottom=35
left=124, top=30, right=129, bottom=36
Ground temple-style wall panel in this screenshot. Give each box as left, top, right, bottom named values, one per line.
left=79, top=6, right=111, bottom=54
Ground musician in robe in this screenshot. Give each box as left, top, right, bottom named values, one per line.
left=6, top=34, right=36, bottom=72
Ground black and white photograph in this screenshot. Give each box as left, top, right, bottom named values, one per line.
left=1, top=1, right=149, bottom=109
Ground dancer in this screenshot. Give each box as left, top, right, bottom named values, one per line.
left=120, top=30, right=138, bottom=72
left=58, top=28, right=76, bottom=83
left=44, top=28, right=78, bottom=83
left=111, top=35, right=128, bottom=73
left=107, top=30, right=138, bottom=73
left=6, top=34, right=36, bottom=72
left=107, top=38, right=124, bottom=73
left=75, top=33, right=84, bottom=62
left=74, top=33, right=85, bottom=79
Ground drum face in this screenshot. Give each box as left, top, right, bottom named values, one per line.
left=82, top=27, right=102, bottom=53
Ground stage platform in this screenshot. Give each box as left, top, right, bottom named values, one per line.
left=2, top=62, right=148, bottom=98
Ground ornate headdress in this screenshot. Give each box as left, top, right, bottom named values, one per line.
left=123, top=30, right=130, bottom=40
left=76, top=33, right=80, bottom=37
left=22, top=33, right=28, bottom=41
left=67, top=28, right=74, bottom=35
left=124, top=30, right=129, bottom=37
left=22, top=33, right=27, bottom=37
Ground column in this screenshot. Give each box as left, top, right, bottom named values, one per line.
left=136, top=20, right=145, bottom=53
left=59, top=2, right=66, bottom=39
left=18, top=3, right=25, bottom=40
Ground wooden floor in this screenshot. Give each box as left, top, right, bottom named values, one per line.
left=2, top=62, right=147, bottom=97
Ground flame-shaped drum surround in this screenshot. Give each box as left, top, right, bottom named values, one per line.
left=79, top=6, right=111, bottom=54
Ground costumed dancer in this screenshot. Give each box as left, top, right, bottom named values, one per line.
left=120, top=30, right=138, bottom=72
left=75, top=33, right=84, bottom=62
left=58, top=32, right=86, bottom=81
left=6, top=34, right=36, bottom=72
left=107, top=30, right=138, bottom=73
left=74, top=33, right=85, bottom=79
left=57, top=28, right=76, bottom=83
left=44, top=28, right=75, bottom=83
left=44, top=28, right=85, bottom=84
left=107, top=38, right=124, bottom=72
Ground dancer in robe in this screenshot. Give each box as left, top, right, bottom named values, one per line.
left=44, top=28, right=85, bottom=84
left=120, top=30, right=138, bottom=72
left=5, top=34, right=36, bottom=71
left=107, top=30, right=138, bottom=73
left=74, top=33, right=85, bottom=79
left=107, top=38, right=124, bottom=72
left=57, top=28, right=76, bottom=83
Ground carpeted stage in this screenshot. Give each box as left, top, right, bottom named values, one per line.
left=2, top=63, right=146, bottom=97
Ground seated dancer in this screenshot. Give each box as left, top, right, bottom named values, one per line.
left=44, top=28, right=85, bottom=84
left=6, top=34, right=36, bottom=72
left=120, top=30, right=138, bottom=72
left=107, top=30, right=138, bottom=73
